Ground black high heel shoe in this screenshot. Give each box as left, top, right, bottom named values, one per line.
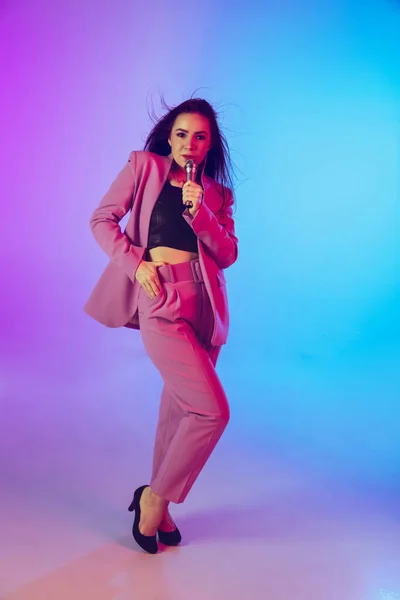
left=128, top=485, right=158, bottom=554
left=157, top=525, right=182, bottom=546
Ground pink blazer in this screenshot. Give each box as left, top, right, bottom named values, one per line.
left=84, top=151, right=238, bottom=346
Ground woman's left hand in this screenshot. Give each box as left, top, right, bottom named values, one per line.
left=182, top=181, right=203, bottom=217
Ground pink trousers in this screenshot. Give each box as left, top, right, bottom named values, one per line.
left=137, top=259, right=230, bottom=504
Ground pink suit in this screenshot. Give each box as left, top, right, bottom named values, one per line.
left=84, top=151, right=238, bottom=502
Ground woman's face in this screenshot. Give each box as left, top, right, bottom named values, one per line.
left=168, top=112, right=211, bottom=170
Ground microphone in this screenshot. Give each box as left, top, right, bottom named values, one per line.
left=184, top=160, right=197, bottom=207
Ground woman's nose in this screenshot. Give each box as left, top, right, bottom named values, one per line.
left=185, top=138, right=196, bottom=149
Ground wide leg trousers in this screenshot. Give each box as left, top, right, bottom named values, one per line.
left=137, top=259, right=230, bottom=504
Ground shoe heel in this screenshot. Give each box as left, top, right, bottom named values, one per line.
left=129, top=485, right=158, bottom=554
left=128, top=485, right=142, bottom=512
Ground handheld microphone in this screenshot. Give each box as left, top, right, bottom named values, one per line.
left=184, top=160, right=197, bottom=207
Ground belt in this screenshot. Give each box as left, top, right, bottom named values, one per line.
left=157, top=259, right=204, bottom=284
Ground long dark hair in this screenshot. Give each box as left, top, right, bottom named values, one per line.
left=144, top=97, right=236, bottom=203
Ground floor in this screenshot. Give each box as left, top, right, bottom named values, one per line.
left=1, top=329, right=400, bottom=600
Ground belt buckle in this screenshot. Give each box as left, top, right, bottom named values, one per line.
left=191, top=260, right=202, bottom=283
left=167, top=264, right=176, bottom=284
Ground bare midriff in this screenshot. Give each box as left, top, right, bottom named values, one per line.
left=147, top=246, right=199, bottom=265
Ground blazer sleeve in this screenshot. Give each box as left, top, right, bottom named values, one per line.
left=89, top=152, right=146, bottom=283
left=183, top=189, right=238, bottom=269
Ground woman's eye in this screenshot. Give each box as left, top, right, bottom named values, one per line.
left=197, top=135, right=205, bottom=140
left=177, top=133, right=185, bottom=138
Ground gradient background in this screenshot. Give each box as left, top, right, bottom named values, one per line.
left=1, top=0, right=399, bottom=597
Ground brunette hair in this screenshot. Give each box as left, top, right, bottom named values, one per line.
left=144, top=97, right=236, bottom=203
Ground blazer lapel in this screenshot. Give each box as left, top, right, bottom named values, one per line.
left=138, top=153, right=173, bottom=247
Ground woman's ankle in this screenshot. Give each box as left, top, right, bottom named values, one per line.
left=148, top=487, right=167, bottom=508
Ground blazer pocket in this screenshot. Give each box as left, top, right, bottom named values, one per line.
left=216, top=270, right=226, bottom=287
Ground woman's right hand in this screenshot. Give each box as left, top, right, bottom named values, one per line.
left=135, top=260, right=167, bottom=299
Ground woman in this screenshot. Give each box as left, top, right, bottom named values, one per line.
left=84, top=98, right=238, bottom=554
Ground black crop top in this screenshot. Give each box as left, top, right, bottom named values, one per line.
left=147, top=180, right=198, bottom=253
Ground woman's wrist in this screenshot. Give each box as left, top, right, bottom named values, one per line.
left=189, top=194, right=203, bottom=217
left=189, top=205, right=201, bottom=218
